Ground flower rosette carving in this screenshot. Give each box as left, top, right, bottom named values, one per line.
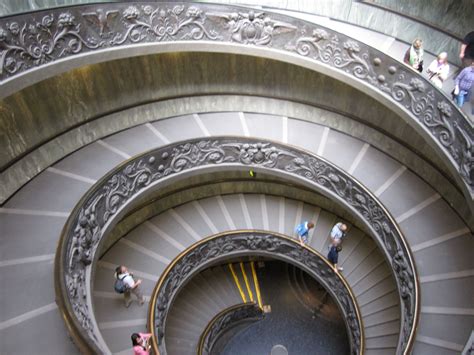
left=225, top=142, right=294, bottom=168
left=0, top=11, right=101, bottom=76
left=207, top=10, right=296, bottom=46
left=111, top=4, right=219, bottom=45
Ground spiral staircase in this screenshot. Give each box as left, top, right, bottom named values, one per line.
left=0, top=2, right=473, bottom=355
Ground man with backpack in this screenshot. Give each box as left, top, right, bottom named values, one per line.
left=295, top=221, right=315, bottom=246
left=115, top=265, right=145, bottom=307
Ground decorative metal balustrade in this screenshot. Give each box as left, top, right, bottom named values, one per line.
left=55, top=136, right=418, bottom=354
left=0, top=2, right=472, bottom=201
left=197, top=302, right=264, bottom=355
left=149, top=231, right=362, bottom=355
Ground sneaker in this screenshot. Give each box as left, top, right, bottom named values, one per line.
left=139, top=299, right=145, bottom=306
left=125, top=302, right=131, bottom=308
left=337, top=266, right=344, bottom=271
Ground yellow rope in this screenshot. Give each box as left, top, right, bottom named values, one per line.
left=229, top=263, right=247, bottom=303
left=251, top=261, right=263, bottom=309
left=240, top=262, right=254, bottom=302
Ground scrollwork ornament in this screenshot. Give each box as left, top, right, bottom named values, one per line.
left=110, top=4, right=220, bottom=45
left=0, top=12, right=102, bottom=75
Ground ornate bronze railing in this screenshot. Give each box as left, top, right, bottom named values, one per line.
left=197, top=302, right=264, bottom=355
left=149, top=231, right=363, bottom=355
left=55, top=136, right=417, bottom=354
left=0, top=2, right=472, bottom=202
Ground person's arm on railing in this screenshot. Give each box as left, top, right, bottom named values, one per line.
left=460, top=44, right=466, bottom=59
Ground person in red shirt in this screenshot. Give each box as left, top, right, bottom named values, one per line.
left=131, top=332, right=152, bottom=355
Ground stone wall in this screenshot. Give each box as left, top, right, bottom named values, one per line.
left=0, top=52, right=438, bottom=172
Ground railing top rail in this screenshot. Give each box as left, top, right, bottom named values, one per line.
left=197, top=301, right=262, bottom=355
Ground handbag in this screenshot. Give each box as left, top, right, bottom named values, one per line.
left=418, top=60, right=424, bottom=73
left=451, top=88, right=456, bottom=100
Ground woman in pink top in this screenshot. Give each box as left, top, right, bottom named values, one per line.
left=131, top=332, right=152, bottom=355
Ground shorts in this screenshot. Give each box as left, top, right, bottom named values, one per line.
left=328, top=246, right=339, bottom=264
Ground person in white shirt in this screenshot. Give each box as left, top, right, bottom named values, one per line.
left=427, top=52, right=450, bottom=89
left=115, top=265, right=145, bottom=307
left=329, top=222, right=348, bottom=271
left=330, top=222, right=348, bottom=242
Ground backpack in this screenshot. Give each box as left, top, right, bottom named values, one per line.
left=114, top=275, right=129, bottom=294
left=295, top=222, right=308, bottom=237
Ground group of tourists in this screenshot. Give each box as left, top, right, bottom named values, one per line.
left=295, top=220, right=348, bottom=272
left=403, top=31, right=474, bottom=113
left=113, top=221, right=349, bottom=353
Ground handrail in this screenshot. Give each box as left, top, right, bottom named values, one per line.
left=55, top=136, right=418, bottom=354
left=148, top=230, right=364, bottom=355
left=0, top=2, right=471, bottom=202
left=197, top=302, right=264, bottom=355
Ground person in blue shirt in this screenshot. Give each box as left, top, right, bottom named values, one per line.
left=295, top=221, right=315, bottom=245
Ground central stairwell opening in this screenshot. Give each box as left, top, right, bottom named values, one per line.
left=166, top=259, right=351, bottom=354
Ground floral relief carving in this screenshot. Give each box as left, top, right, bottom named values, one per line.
left=0, top=12, right=102, bottom=75
left=288, top=30, right=370, bottom=79
left=286, top=27, right=472, bottom=190
left=207, top=10, right=296, bottom=45
left=110, top=4, right=220, bottom=45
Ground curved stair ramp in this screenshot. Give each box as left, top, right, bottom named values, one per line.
left=1, top=110, right=472, bottom=354
left=1, top=5, right=472, bottom=355
left=94, top=193, right=400, bottom=354
left=146, top=230, right=364, bottom=354
left=165, top=265, right=245, bottom=353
